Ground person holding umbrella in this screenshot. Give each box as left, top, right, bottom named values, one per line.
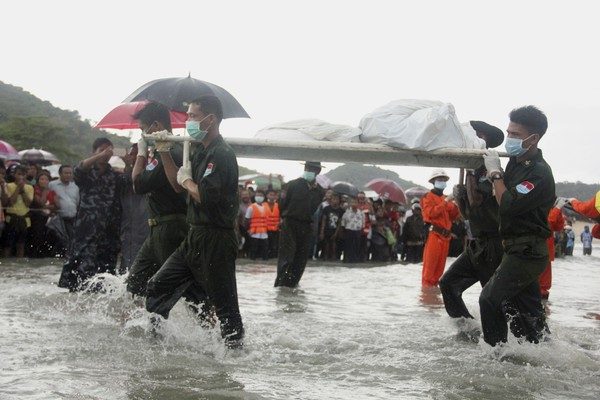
left=145, top=95, right=244, bottom=348
left=275, top=161, right=325, bottom=287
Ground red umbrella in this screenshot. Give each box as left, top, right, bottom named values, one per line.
left=0, top=140, right=19, bottom=160
left=365, top=178, right=407, bottom=204
left=95, top=101, right=188, bottom=129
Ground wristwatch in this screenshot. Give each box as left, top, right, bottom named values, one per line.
left=490, top=172, right=503, bottom=181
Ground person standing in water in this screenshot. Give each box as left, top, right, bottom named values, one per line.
left=274, top=161, right=325, bottom=287
left=479, top=105, right=555, bottom=346
left=421, top=169, right=460, bottom=287
left=439, top=121, right=504, bottom=324
left=126, top=102, right=189, bottom=299
left=145, top=95, right=244, bottom=348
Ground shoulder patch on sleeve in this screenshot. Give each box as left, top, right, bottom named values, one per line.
left=146, top=158, right=159, bottom=171
left=516, top=180, right=535, bottom=194
left=203, top=162, right=214, bottom=177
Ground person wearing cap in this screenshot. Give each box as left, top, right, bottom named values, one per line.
left=58, top=138, right=122, bottom=291
left=421, top=169, right=460, bottom=286
left=479, top=106, right=555, bottom=346
left=275, top=161, right=325, bottom=287
left=145, top=95, right=244, bottom=348
left=439, top=121, right=505, bottom=325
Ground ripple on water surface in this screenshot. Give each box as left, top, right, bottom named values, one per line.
left=0, top=255, right=599, bottom=399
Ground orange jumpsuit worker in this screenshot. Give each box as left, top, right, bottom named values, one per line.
left=421, top=169, right=460, bottom=286
left=539, top=202, right=566, bottom=299
left=566, top=191, right=600, bottom=239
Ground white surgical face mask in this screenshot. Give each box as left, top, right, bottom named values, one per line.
left=303, top=171, right=316, bottom=182
left=434, top=180, right=447, bottom=190
left=255, top=196, right=264, bottom=203
left=505, top=134, right=534, bottom=157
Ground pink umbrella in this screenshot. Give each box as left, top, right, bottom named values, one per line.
left=366, top=178, right=407, bottom=204
left=0, top=140, right=19, bottom=161
left=405, top=186, right=429, bottom=199
left=95, top=101, right=188, bottom=129
left=316, top=174, right=332, bottom=189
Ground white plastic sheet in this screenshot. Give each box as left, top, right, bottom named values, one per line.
left=254, top=119, right=362, bottom=142
left=359, top=100, right=485, bottom=150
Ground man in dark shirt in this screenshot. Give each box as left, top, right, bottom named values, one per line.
left=126, top=102, right=188, bottom=298
left=479, top=106, right=555, bottom=346
left=145, top=96, right=244, bottom=348
left=439, top=122, right=504, bottom=326
left=319, top=192, right=343, bottom=260
left=58, top=138, right=122, bottom=291
left=275, top=161, right=325, bottom=287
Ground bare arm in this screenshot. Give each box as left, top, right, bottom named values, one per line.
left=182, top=179, right=200, bottom=203
left=492, top=178, right=507, bottom=205
left=465, top=174, right=483, bottom=207
left=158, top=151, right=185, bottom=193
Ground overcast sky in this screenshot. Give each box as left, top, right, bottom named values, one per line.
left=2, top=0, right=599, bottom=187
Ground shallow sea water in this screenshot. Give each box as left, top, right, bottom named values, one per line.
left=1, top=245, right=599, bottom=400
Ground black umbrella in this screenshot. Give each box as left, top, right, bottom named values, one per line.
left=331, top=181, right=359, bottom=197
left=123, top=75, right=250, bottom=118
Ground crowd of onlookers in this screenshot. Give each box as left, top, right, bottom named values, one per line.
left=236, top=185, right=594, bottom=263
left=0, top=160, right=78, bottom=258
left=0, top=157, right=594, bottom=262
left=236, top=186, right=469, bottom=264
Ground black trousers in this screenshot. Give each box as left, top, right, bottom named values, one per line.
left=275, top=218, right=312, bottom=287
left=405, top=244, right=423, bottom=263
left=127, top=220, right=187, bottom=296
left=249, top=237, right=269, bottom=260
left=267, top=230, right=279, bottom=259
left=146, top=226, right=244, bottom=342
left=479, top=238, right=549, bottom=346
left=343, top=230, right=362, bottom=263
left=439, top=237, right=503, bottom=319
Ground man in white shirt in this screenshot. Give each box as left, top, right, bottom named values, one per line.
left=49, top=165, right=79, bottom=253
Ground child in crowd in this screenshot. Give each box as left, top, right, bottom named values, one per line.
left=320, top=193, right=344, bottom=260
left=3, top=166, right=34, bottom=257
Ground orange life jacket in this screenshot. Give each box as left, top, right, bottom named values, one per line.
left=249, top=203, right=268, bottom=235
left=265, top=202, right=280, bottom=232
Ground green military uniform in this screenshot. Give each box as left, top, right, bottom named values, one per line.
left=479, top=149, right=555, bottom=346
left=126, top=145, right=188, bottom=296
left=146, top=135, right=244, bottom=345
left=275, top=177, right=324, bottom=287
left=440, top=166, right=504, bottom=319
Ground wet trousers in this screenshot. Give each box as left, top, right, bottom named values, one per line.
left=249, top=237, right=269, bottom=260
left=479, top=238, right=549, bottom=346
left=146, top=226, right=244, bottom=342
left=267, top=230, right=279, bottom=259
left=275, top=218, right=311, bottom=287
left=439, top=237, right=503, bottom=319
left=422, top=232, right=450, bottom=286
left=126, top=219, right=187, bottom=296
left=405, top=244, right=423, bottom=263
left=343, top=230, right=362, bottom=263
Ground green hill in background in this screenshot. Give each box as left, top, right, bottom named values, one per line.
left=0, top=81, right=131, bottom=164
left=324, top=163, right=424, bottom=190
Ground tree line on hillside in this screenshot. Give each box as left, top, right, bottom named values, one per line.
left=0, top=81, right=130, bottom=164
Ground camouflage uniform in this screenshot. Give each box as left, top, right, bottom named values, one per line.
left=58, top=164, right=122, bottom=291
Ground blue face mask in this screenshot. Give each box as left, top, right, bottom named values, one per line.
left=434, top=180, right=447, bottom=190
left=505, top=135, right=534, bottom=157
left=303, top=171, right=316, bottom=182
left=186, top=115, right=211, bottom=141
